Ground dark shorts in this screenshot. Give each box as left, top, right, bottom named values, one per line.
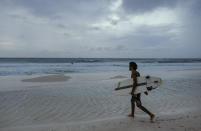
left=131, top=93, right=141, bottom=106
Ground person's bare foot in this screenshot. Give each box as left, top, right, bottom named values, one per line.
left=150, top=114, right=155, bottom=121
left=128, top=114, right=134, bottom=118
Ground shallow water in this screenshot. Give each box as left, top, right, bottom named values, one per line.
left=0, top=70, right=201, bottom=129
left=1, top=58, right=201, bottom=76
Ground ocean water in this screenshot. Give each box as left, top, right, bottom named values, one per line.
left=0, top=58, right=201, bottom=76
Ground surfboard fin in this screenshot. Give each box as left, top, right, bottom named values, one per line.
left=154, top=81, right=158, bottom=83
left=146, top=75, right=150, bottom=79
left=147, top=86, right=153, bottom=91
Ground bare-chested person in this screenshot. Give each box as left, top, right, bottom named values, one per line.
left=128, top=61, right=155, bottom=121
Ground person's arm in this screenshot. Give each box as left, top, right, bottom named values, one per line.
left=131, top=74, right=137, bottom=95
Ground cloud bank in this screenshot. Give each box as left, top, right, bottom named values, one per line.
left=0, top=0, right=200, bottom=58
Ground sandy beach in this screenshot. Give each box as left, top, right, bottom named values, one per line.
left=0, top=69, right=201, bottom=131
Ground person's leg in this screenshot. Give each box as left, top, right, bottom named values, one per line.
left=131, top=100, right=135, bottom=116
left=136, top=94, right=155, bottom=120
left=136, top=103, right=155, bottom=120
left=137, top=104, right=152, bottom=116
left=128, top=96, right=135, bottom=117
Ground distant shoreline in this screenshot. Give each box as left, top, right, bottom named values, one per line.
left=0, top=58, right=201, bottom=63
left=0, top=57, right=201, bottom=59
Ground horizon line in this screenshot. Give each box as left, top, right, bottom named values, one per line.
left=0, top=57, right=201, bottom=59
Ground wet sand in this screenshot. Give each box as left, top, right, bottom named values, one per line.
left=22, top=74, right=71, bottom=82
left=0, top=70, right=201, bottom=131
left=2, top=112, right=201, bottom=131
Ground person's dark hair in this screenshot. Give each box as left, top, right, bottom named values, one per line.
left=129, top=61, right=137, bottom=70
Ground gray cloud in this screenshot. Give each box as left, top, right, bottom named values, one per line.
left=122, top=0, right=178, bottom=14
left=176, top=0, right=201, bottom=57
left=2, top=0, right=111, bottom=19
left=0, top=0, right=201, bottom=58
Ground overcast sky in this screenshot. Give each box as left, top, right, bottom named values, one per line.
left=0, top=0, right=201, bottom=58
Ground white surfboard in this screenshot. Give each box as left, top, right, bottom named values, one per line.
left=114, top=76, right=162, bottom=95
